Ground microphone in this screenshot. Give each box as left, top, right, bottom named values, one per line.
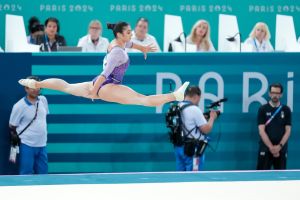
left=219, top=98, right=228, bottom=103
left=175, top=32, right=187, bottom=52
left=226, top=32, right=241, bottom=52
left=169, top=32, right=187, bottom=52
left=206, top=98, right=228, bottom=109
left=226, top=32, right=240, bottom=41
left=174, top=32, right=186, bottom=42
left=168, top=43, right=173, bottom=52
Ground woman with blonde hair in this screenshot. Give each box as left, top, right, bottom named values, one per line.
left=244, top=22, right=274, bottom=52
left=186, top=20, right=215, bottom=52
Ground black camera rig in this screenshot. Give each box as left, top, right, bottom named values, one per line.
left=203, top=98, right=228, bottom=120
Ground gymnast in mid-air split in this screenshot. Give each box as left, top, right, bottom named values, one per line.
left=19, top=21, right=189, bottom=106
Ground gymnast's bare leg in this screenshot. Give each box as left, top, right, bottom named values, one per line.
left=19, top=78, right=93, bottom=98
left=97, top=82, right=189, bottom=107
left=18, top=78, right=189, bottom=106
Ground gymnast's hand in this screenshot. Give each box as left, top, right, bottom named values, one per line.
left=142, top=44, right=157, bottom=60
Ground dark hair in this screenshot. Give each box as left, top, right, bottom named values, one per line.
left=26, top=75, right=41, bottom=82
left=185, top=86, right=201, bottom=97
left=45, top=17, right=60, bottom=33
left=107, top=21, right=129, bottom=38
left=28, top=16, right=43, bottom=33
left=269, top=83, right=283, bottom=94
left=136, top=17, right=149, bottom=26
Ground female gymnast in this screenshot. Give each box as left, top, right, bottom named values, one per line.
left=19, top=21, right=189, bottom=106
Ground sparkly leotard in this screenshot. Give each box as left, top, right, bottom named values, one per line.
left=92, top=42, right=133, bottom=92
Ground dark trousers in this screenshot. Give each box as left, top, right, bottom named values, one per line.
left=256, top=150, right=287, bottom=170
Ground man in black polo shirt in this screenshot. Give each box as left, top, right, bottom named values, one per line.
left=257, top=83, right=292, bottom=170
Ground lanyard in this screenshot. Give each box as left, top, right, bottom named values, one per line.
left=253, top=38, right=259, bottom=52
left=44, top=35, right=52, bottom=52
left=253, top=38, right=266, bottom=52
left=18, top=100, right=39, bottom=136
left=265, top=105, right=282, bottom=126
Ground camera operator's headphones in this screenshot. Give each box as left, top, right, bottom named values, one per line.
left=45, top=17, right=60, bottom=33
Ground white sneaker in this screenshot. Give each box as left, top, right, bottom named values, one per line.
left=18, top=79, right=37, bottom=89
left=173, top=81, right=190, bottom=101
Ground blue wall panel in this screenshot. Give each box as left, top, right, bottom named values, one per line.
left=0, top=52, right=299, bottom=174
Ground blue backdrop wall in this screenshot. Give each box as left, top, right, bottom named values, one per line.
left=0, top=52, right=299, bottom=174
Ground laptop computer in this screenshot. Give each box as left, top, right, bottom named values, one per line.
left=57, top=46, right=82, bottom=52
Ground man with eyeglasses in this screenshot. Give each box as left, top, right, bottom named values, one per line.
left=256, top=83, right=292, bottom=170
left=77, top=20, right=109, bottom=52
left=127, top=17, right=161, bottom=53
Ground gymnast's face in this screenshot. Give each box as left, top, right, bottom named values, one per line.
left=118, top=25, right=132, bottom=42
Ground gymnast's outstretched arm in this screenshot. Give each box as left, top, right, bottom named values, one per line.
left=131, top=42, right=157, bottom=59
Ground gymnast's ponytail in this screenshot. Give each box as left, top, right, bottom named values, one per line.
left=107, top=22, right=129, bottom=38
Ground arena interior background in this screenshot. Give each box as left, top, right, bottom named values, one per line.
left=0, top=0, right=299, bottom=174
left=0, top=52, right=299, bottom=174
left=0, top=0, right=300, bottom=49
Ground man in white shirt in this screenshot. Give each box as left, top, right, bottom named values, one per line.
left=77, top=20, right=109, bottom=52
left=9, top=76, right=49, bottom=174
left=127, top=17, right=161, bottom=53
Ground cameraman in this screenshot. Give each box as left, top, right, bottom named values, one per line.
left=175, top=86, right=217, bottom=171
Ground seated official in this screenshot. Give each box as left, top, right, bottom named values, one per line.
left=27, top=16, right=44, bottom=44
left=244, top=22, right=274, bottom=52
left=186, top=19, right=216, bottom=52
left=77, top=20, right=109, bottom=52
left=36, top=17, right=66, bottom=52
left=127, top=17, right=161, bottom=53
